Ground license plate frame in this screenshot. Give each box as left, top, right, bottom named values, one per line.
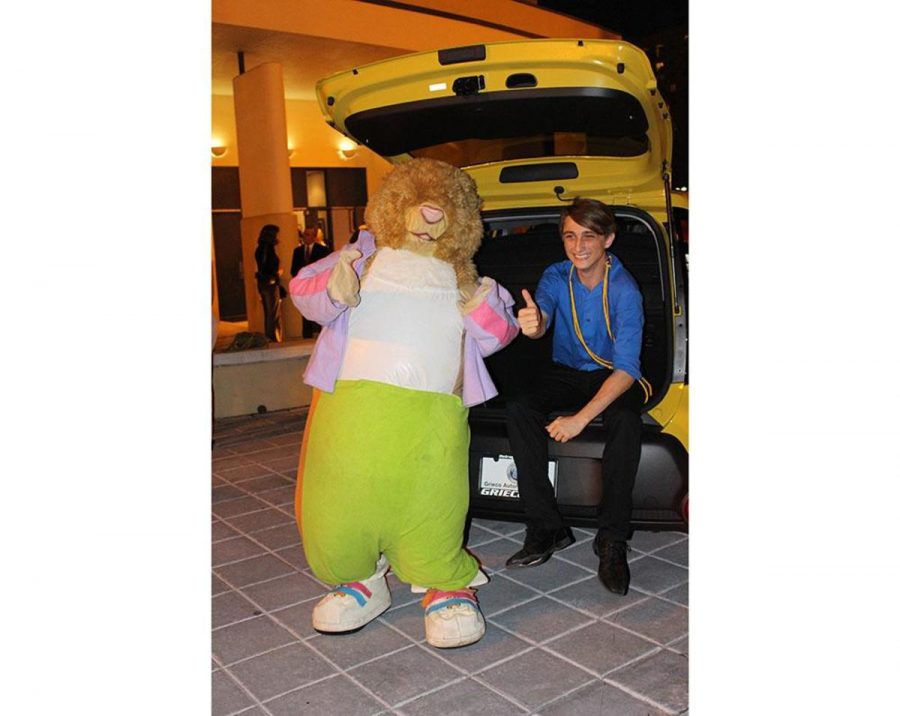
left=477, top=454, right=558, bottom=499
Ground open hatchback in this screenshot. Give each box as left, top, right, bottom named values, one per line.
left=317, top=38, right=688, bottom=530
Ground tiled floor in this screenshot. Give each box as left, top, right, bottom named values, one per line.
left=212, top=408, right=689, bottom=715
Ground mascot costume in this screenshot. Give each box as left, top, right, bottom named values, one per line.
left=289, top=158, right=518, bottom=648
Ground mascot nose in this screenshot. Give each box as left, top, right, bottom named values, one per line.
left=420, top=204, right=444, bottom=224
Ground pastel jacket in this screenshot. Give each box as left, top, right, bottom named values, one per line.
left=289, top=231, right=519, bottom=407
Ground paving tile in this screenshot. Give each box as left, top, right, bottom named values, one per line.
left=347, top=644, right=464, bottom=706
left=425, top=624, right=532, bottom=675
left=652, top=538, right=689, bottom=567
left=212, top=615, right=298, bottom=666
left=213, top=591, right=263, bottom=629
left=212, top=520, right=239, bottom=543
left=268, top=432, right=304, bottom=447
left=241, top=571, right=325, bottom=611
left=606, top=596, right=688, bottom=646
left=543, top=620, right=658, bottom=677
left=476, top=573, right=541, bottom=618
left=257, top=485, right=295, bottom=507
left=606, top=649, right=688, bottom=714
left=212, top=454, right=254, bottom=471
left=212, top=669, right=255, bottom=715
left=384, top=574, right=421, bottom=608
left=548, top=575, right=646, bottom=618
left=223, top=507, right=294, bottom=534
left=213, top=574, right=230, bottom=596
left=235, top=473, right=295, bottom=493
left=477, top=648, right=593, bottom=711
left=212, top=496, right=270, bottom=520
left=260, top=456, right=300, bottom=474
left=213, top=484, right=246, bottom=504
left=539, top=679, right=670, bottom=716
left=466, top=523, right=501, bottom=548
left=500, top=554, right=593, bottom=593
left=490, top=596, right=594, bottom=644
left=378, top=602, right=426, bottom=642
left=308, top=618, right=413, bottom=669
left=264, top=674, right=387, bottom=716
left=629, top=530, right=686, bottom=555
left=398, top=677, right=528, bottom=715
left=669, top=634, right=688, bottom=656
left=471, top=519, right=527, bottom=538
left=269, top=599, right=319, bottom=640
left=553, top=539, right=599, bottom=571
left=214, top=554, right=295, bottom=588
left=251, top=523, right=301, bottom=550
left=228, top=642, right=337, bottom=702
left=249, top=444, right=301, bottom=462
left=628, top=556, right=689, bottom=595
left=556, top=536, right=644, bottom=573
left=216, top=463, right=278, bottom=482
left=212, top=536, right=267, bottom=567
left=272, top=545, right=310, bottom=572
left=227, top=440, right=280, bottom=456
left=660, top=581, right=688, bottom=607
left=469, top=537, right=526, bottom=572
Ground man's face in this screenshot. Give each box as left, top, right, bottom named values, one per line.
left=561, top=216, right=614, bottom=274
left=302, top=228, right=317, bottom=245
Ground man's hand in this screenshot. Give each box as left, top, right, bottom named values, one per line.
left=517, top=289, right=545, bottom=338
left=546, top=414, right=589, bottom=443
left=326, top=248, right=362, bottom=307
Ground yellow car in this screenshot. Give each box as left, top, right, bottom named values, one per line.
left=317, top=39, right=688, bottom=531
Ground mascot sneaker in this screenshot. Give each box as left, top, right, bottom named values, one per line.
left=312, top=556, right=391, bottom=634
left=421, top=588, right=485, bottom=648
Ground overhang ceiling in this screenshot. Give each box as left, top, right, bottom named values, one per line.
left=212, top=23, right=408, bottom=101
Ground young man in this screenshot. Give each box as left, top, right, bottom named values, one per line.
left=505, top=198, right=646, bottom=595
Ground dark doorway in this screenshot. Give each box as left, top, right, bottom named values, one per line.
left=212, top=211, right=246, bottom=321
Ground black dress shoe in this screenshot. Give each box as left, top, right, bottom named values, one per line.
left=506, top=526, right=575, bottom=568
left=594, top=536, right=630, bottom=595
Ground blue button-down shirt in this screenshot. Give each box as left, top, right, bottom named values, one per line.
left=535, top=255, right=644, bottom=381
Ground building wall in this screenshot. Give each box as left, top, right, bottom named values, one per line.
left=212, top=95, right=391, bottom=205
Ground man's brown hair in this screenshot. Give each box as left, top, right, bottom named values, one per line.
left=559, top=197, right=617, bottom=237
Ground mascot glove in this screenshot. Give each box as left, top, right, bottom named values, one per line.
left=459, top=276, right=496, bottom=316
left=326, top=248, right=363, bottom=307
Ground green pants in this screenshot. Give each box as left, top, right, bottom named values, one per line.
left=297, top=380, right=479, bottom=590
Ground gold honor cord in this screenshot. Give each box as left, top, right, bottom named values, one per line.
left=567, top=262, right=652, bottom=404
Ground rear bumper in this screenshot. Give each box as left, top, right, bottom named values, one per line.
left=468, top=417, right=688, bottom=532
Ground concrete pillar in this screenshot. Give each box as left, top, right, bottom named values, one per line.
left=232, top=62, right=301, bottom=340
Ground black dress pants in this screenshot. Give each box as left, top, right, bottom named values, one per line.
left=505, top=363, right=643, bottom=541
left=257, top=281, right=282, bottom=342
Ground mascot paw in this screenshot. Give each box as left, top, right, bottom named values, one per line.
left=421, top=588, right=485, bottom=648
left=459, top=276, right=496, bottom=315
left=313, top=556, right=391, bottom=633
left=326, top=248, right=363, bottom=307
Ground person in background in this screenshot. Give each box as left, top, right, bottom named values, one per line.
left=504, top=198, right=646, bottom=596
left=254, top=224, right=283, bottom=342
left=291, top=226, right=332, bottom=338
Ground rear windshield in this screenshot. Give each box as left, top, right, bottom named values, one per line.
left=344, top=88, right=650, bottom=166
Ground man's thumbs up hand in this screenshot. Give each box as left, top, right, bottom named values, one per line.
left=517, top=289, right=544, bottom=338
